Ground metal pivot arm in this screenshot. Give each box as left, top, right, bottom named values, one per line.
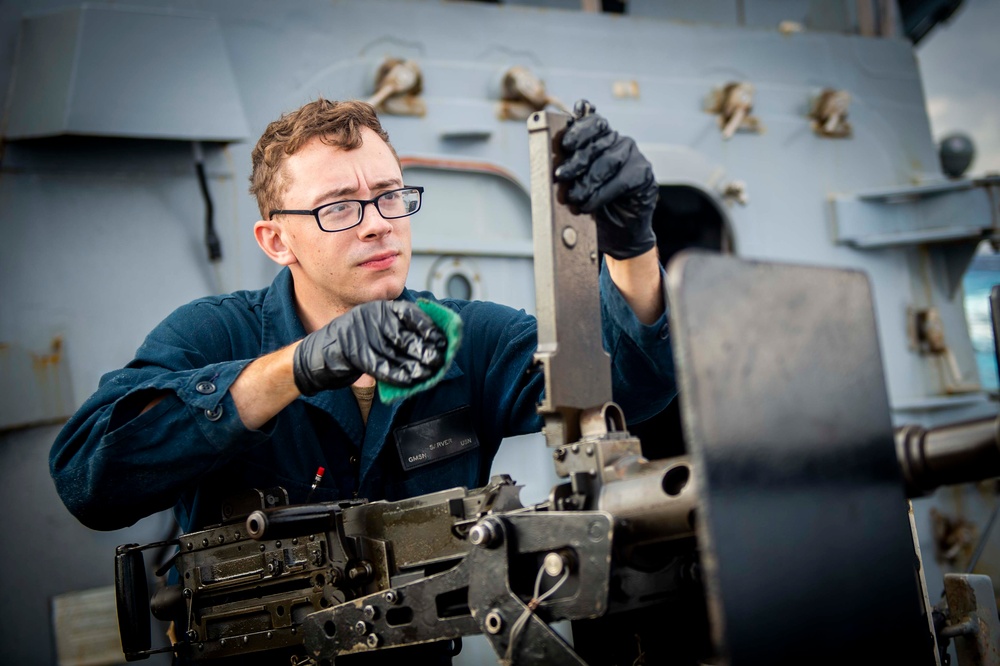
left=527, top=110, right=613, bottom=449
left=526, top=108, right=664, bottom=522
left=467, top=512, right=615, bottom=665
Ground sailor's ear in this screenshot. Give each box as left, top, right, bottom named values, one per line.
left=254, top=219, right=296, bottom=266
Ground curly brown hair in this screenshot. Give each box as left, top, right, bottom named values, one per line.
left=249, top=98, right=398, bottom=219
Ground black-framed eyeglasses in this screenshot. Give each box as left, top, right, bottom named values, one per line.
left=269, top=186, right=424, bottom=232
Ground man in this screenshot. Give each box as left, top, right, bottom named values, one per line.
left=50, top=97, right=674, bottom=547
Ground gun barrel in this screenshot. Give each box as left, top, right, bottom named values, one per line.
left=895, top=417, right=1000, bottom=497
left=598, top=456, right=697, bottom=546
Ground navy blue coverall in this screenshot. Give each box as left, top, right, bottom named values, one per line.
left=50, top=263, right=676, bottom=534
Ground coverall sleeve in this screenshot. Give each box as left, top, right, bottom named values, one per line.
left=49, top=301, right=270, bottom=530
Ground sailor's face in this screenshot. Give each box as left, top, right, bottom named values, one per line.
left=277, top=129, right=412, bottom=314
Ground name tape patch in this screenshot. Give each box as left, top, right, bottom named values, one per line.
left=394, top=406, right=480, bottom=471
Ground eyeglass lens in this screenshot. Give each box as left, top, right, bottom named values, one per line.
left=318, top=188, right=421, bottom=231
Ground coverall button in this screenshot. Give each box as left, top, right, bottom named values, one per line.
left=196, top=381, right=216, bottom=394
left=658, top=323, right=669, bottom=340
left=204, top=405, right=224, bottom=422
left=349, top=455, right=359, bottom=466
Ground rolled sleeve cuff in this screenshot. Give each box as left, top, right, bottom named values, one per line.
left=119, top=360, right=273, bottom=448
left=599, top=260, right=671, bottom=350
left=600, top=261, right=676, bottom=423
left=173, top=359, right=250, bottom=410
left=169, top=360, right=274, bottom=442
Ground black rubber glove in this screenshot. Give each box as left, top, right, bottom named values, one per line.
left=554, top=99, right=658, bottom=260
left=293, top=300, right=447, bottom=396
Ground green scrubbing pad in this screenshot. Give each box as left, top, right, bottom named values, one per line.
left=378, top=299, right=463, bottom=404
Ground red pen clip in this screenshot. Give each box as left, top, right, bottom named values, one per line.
left=306, top=466, right=325, bottom=502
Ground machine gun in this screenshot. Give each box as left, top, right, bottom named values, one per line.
left=114, top=111, right=1000, bottom=666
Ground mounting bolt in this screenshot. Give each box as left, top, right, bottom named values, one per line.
left=363, top=605, right=378, bottom=621
left=588, top=520, right=606, bottom=542
left=367, top=633, right=381, bottom=648
left=553, top=448, right=566, bottom=461
left=485, top=610, right=504, bottom=635
left=185, top=629, right=199, bottom=642
left=355, top=620, right=369, bottom=636
left=561, top=226, right=578, bottom=248
left=468, top=518, right=502, bottom=548
left=347, top=561, right=374, bottom=584
left=384, top=590, right=400, bottom=605
left=544, top=551, right=568, bottom=578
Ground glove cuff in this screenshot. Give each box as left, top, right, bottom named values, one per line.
left=292, top=336, right=324, bottom=396
left=293, top=334, right=360, bottom=396
left=601, top=237, right=657, bottom=260
left=597, top=207, right=657, bottom=260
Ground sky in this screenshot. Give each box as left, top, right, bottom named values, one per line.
left=917, top=0, right=1000, bottom=175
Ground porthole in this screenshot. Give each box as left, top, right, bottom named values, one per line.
left=446, top=273, right=473, bottom=300
left=427, top=256, right=483, bottom=302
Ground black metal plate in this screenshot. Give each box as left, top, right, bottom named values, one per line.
left=666, top=252, right=935, bottom=665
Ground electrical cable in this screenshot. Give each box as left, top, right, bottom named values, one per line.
left=193, top=141, right=221, bottom=262
left=503, top=562, right=571, bottom=664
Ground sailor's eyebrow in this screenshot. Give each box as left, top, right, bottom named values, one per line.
left=311, top=178, right=404, bottom=207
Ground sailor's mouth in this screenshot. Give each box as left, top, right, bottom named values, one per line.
left=358, top=251, right=398, bottom=270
